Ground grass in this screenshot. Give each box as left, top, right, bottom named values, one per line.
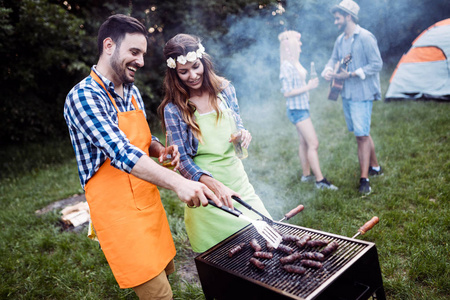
left=1, top=69, right=449, bottom=299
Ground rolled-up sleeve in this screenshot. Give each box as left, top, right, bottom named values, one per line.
left=360, top=33, right=383, bottom=76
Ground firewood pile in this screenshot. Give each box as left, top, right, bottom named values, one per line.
left=35, top=194, right=90, bottom=231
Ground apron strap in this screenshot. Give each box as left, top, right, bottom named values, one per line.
left=90, top=70, right=138, bottom=112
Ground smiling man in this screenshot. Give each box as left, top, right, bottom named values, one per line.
left=64, top=14, right=219, bottom=299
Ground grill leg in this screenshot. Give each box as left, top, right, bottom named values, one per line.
left=373, top=286, right=386, bottom=300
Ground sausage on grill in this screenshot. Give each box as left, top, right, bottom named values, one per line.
left=249, top=257, right=265, bottom=270
left=295, top=235, right=311, bottom=248
left=228, top=242, right=246, bottom=258
left=320, top=241, right=339, bottom=257
left=305, top=239, right=329, bottom=248
left=277, top=244, right=294, bottom=254
left=302, top=251, right=325, bottom=262
left=282, top=264, right=306, bottom=274
left=253, top=251, right=273, bottom=259
left=280, top=252, right=303, bottom=264
left=301, top=259, right=323, bottom=269
left=249, top=238, right=262, bottom=252
left=282, top=234, right=300, bottom=242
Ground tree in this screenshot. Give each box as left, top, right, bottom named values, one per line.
left=0, top=0, right=89, bottom=143
left=1, top=0, right=448, bottom=144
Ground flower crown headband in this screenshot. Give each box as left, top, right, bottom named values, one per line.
left=166, top=43, right=206, bottom=69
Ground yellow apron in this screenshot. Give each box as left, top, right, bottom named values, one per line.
left=185, top=97, right=271, bottom=252
left=85, top=71, right=176, bottom=288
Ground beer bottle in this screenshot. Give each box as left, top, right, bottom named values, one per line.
left=310, top=62, right=317, bottom=80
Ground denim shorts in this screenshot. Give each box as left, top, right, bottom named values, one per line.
left=287, top=109, right=310, bottom=125
left=342, top=98, right=373, bottom=136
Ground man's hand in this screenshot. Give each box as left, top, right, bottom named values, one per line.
left=131, top=155, right=220, bottom=207
left=158, top=145, right=180, bottom=171
left=332, top=68, right=351, bottom=80
left=323, top=70, right=333, bottom=81
left=175, top=179, right=221, bottom=208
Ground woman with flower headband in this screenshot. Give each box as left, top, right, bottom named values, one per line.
left=158, top=33, right=272, bottom=253
left=279, top=30, right=338, bottom=190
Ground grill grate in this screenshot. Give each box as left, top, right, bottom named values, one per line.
left=197, top=222, right=371, bottom=299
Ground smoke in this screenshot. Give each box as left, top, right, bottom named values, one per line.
left=195, top=0, right=449, bottom=213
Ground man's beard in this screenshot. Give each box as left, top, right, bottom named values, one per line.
left=339, top=20, right=348, bottom=33
left=111, top=49, right=134, bottom=85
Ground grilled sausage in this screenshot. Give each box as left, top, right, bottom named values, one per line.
left=295, top=235, right=311, bottom=248
left=253, top=251, right=273, bottom=259
left=305, top=239, right=329, bottom=248
left=282, top=234, right=300, bottom=242
left=249, top=239, right=262, bottom=252
left=302, top=251, right=325, bottom=262
left=282, top=264, right=306, bottom=274
left=277, top=244, right=294, bottom=254
left=301, top=259, right=323, bottom=269
left=320, top=241, right=339, bottom=257
left=228, top=242, right=246, bottom=258
left=249, top=257, right=265, bottom=270
left=279, top=252, right=304, bottom=264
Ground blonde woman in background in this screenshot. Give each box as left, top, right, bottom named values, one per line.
left=279, top=30, right=338, bottom=190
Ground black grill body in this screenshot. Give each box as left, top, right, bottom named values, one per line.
left=195, top=222, right=385, bottom=300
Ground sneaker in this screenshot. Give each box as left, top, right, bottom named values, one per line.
left=315, top=178, right=338, bottom=190
left=301, top=175, right=315, bottom=183
left=359, top=178, right=371, bottom=194
left=369, top=166, right=383, bottom=176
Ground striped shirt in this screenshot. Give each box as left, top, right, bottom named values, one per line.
left=163, top=83, right=244, bottom=182
left=64, top=66, right=157, bottom=188
left=279, top=60, right=310, bottom=110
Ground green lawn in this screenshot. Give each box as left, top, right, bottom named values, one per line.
left=1, top=72, right=449, bottom=299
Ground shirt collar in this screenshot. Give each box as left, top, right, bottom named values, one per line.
left=338, top=24, right=361, bottom=43
left=91, top=65, right=134, bottom=93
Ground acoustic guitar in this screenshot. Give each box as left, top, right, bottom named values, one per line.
left=328, top=54, right=352, bottom=101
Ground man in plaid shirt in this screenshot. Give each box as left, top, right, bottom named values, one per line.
left=64, top=14, right=219, bottom=299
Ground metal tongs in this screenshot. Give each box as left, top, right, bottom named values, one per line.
left=208, top=199, right=282, bottom=249
left=231, top=195, right=274, bottom=224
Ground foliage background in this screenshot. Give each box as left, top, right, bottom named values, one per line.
left=0, top=0, right=449, bottom=144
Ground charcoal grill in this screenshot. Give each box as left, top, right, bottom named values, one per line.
left=195, top=222, right=385, bottom=300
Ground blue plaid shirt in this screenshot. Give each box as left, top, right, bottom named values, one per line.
left=64, top=66, right=157, bottom=188
left=163, top=83, right=244, bottom=182
left=279, top=61, right=310, bottom=110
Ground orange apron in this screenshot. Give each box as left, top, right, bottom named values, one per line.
left=85, top=71, right=176, bottom=288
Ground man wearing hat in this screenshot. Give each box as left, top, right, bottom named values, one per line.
left=321, top=0, right=383, bottom=195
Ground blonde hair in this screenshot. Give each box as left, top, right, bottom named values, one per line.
left=278, top=30, right=301, bottom=63
left=158, top=34, right=226, bottom=142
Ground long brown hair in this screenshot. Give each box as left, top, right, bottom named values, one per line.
left=158, top=34, right=226, bottom=141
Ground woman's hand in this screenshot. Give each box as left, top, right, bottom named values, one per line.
left=229, top=129, right=252, bottom=149
left=307, top=77, right=319, bottom=90
left=199, top=175, right=240, bottom=209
